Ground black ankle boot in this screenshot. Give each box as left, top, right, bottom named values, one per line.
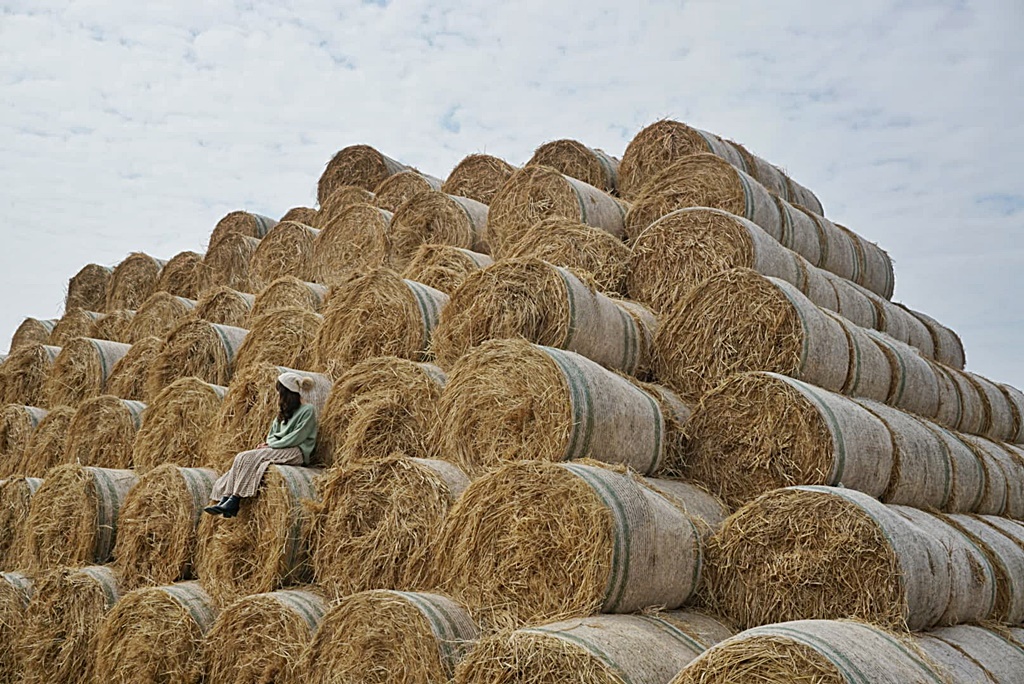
left=203, top=500, right=224, bottom=516
left=219, top=495, right=241, bottom=518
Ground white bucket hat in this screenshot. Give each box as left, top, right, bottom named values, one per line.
left=277, top=371, right=315, bottom=398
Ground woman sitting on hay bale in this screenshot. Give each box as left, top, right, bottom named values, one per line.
left=204, top=372, right=318, bottom=518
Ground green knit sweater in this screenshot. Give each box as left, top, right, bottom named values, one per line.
left=266, top=403, right=318, bottom=462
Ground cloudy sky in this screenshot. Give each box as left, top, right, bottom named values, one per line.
left=1, top=0, right=1021, bottom=386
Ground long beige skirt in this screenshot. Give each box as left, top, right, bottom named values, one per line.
left=211, top=446, right=304, bottom=499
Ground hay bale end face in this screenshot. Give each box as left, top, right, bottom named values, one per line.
left=105, top=336, right=164, bottom=402
left=249, top=220, right=320, bottom=290
left=1, top=344, right=61, bottom=407
left=132, top=378, right=226, bottom=471
left=146, top=320, right=248, bottom=398
left=280, top=206, right=319, bottom=224
left=64, top=395, right=146, bottom=469
left=0, top=572, right=33, bottom=684
left=317, top=144, right=411, bottom=201
left=105, top=253, right=167, bottom=312
left=156, top=251, right=204, bottom=300
left=89, top=308, right=136, bottom=343
left=49, top=308, right=103, bottom=346
left=373, top=169, right=443, bottom=213
left=0, top=478, right=43, bottom=570
left=316, top=185, right=376, bottom=228
left=65, top=264, right=113, bottom=314
left=311, top=203, right=393, bottom=286
left=249, top=276, right=329, bottom=321
left=528, top=139, right=620, bottom=194
left=127, top=293, right=196, bottom=344
left=400, top=244, right=493, bottom=295
left=232, top=306, right=322, bottom=374
left=207, top=210, right=277, bottom=251
left=10, top=318, right=57, bottom=352
left=0, top=405, right=48, bottom=478
left=390, top=190, right=490, bottom=268
left=200, top=233, right=261, bottom=293
left=442, top=153, right=517, bottom=205
left=44, top=338, right=131, bottom=408
left=192, top=286, right=255, bottom=327
left=19, top=407, right=74, bottom=477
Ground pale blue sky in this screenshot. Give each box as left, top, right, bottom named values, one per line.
left=1, top=0, right=1021, bottom=386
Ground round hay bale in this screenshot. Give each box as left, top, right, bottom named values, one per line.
left=89, top=308, right=135, bottom=343
left=113, top=465, right=217, bottom=590
left=18, top=565, right=122, bottom=684
left=1001, top=382, right=1024, bottom=444
left=373, top=170, right=444, bottom=212
left=918, top=624, right=1024, bottom=683
left=316, top=185, right=375, bottom=227
left=106, top=253, right=167, bottom=311
left=44, top=338, right=131, bottom=408
left=434, top=340, right=687, bottom=477
left=10, top=317, right=57, bottom=352
left=458, top=611, right=733, bottom=684
left=195, top=465, right=321, bottom=604
left=315, top=269, right=447, bottom=375
left=25, top=464, right=137, bottom=569
left=528, top=139, right=619, bottom=194
left=0, top=344, right=60, bottom=407
left=311, top=203, right=393, bottom=286
left=279, top=206, right=319, bottom=224
left=49, top=308, right=103, bottom=346
left=505, top=217, right=630, bottom=294
left=0, top=405, right=47, bottom=478
left=673, top=619, right=943, bottom=684
left=207, top=210, right=277, bottom=250
left=146, top=320, right=248, bottom=398
left=400, top=244, right=493, bottom=295
left=232, top=307, right=322, bottom=374
left=942, top=514, right=1024, bottom=623
left=249, top=276, right=329, bottom=320
left=155, top=251, right=204, bottom=300
left=310, top=457, right=468, bottom=597
left=887, top=302, right=938, bottom=359
left=0, top=572, right=32, bottom=684
left=442, top=153, right=517, bottom=205
left=192, top=285, right=255, bottom=327
left=127, top=293, right=196, bottom=344
left=0, top=478, right=43, bottom=570
left=965, top=371, right=1018, bottom=442
left=297, top=589, right=479, bottom=684
left=390, top=190, right=490, bottom=268
left=946, top=366, right=987, bottom=435
left=92, top=581, right=218, bottom=684
left=864, top=329, right=941, bottom=419
left=203, top=589, right=326, bottom=684
left=249, top=220, right=320, bottom=290
left=317, top=144, right=411, bottom=201
left=105, top=336, right=164, bottom=401
left=958, top=434, right=1016, bottom=516
left=64, top=395, right=146, bottom=469
left=200, top=233, right=261, bottom=293
left=19, top=407, right=73, bottom=477
left=909, top=308, right=966, bottom=370
left=487, top=165, right=626, bottom=254
left=431, top=460, right=707, bottom=629
left=132, top=378, right=226, bottom=471
left=66, top=264, right=113, bottom=314
left=432, top=259, right=655, bottom=375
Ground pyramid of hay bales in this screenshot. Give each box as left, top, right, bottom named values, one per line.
left=0, top=124, right=1023, bottom=683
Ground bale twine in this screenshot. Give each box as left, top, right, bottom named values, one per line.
left=19, top=565, right=122, bottom=684
left=487, top=165, right=627, bottom=254
left=249, top=220, right=320, bottom=290
left=0, top=477, right=43, bottom=570
left=192, top=285, right=255, bottom=327
left=66, top=263, right=113, bottom=313
left=457, top=611, right=734, bottom=684
left=232, top=307, right=322, bottom=374
left=249, top=276, right=329, bottom=320
left=279, top=206, right=318, bottom=224
left=317, top=144, right=412, bottom=201
left=106, top=253, right=167, bottom=311
left=207, top=210, right=277, bottom=250
left=311, top=203, right=393, bottom=286
left=0, top=405, right=47, bottom=478
left=89, top=308, right=135, bottom=343
left=432, top=259, right=655, bottom=375
left=64, top=395, right=147, bottom=469
left=19, top=406, right=73, bottom=477
left=44, top=338, right=131, bottom=408
left=196, top=465, right=322, bottom=604
left=505, top=217, right=630, bottom=294
left=918, top=624, right=1024, bottom=683
left=401, top=244, right=494, bottom=294
left=127, top=292, right=196, bottom=343
left=909, top=308, right=966, bottom=370
left=390, top=190, right=491, bottom=268
left=314, top=269, right=447, bottom=375
left=155, top=251, right=204, bottom=300
left=373, top=170, right=444, bottom=212
left=132, top=378, right=226, bottom=471
left=315, top=184, right=375, bottom=227
left=431, top=460, right=708, bottom=629
left=311, top=457, right=468, bottom=598
left=113, top=465, right=217, bottom=590
left=942, top=513, right=1024, bottom=623
left=10, top=317, right=57, bottom=352
left=297, top=589, right=479, bottom=684
left=442, top=153, right=518, bottom=205
left=49, top=308, right=103, bottom=346
left=434, top=340, right=686, bottom=477
left=203, top=589, right=327, bottom=684
left=146, top=320, right=248, bottom=398
left=25, top=464, right=137, bottom=569
left=0, top=572, right=32, bottom=684
left=200, top=233, right=261, bottom=293
left=92, top=581, right=218, bottom=684
left=672, top=619, right=944, bottom=684
left=105, top=336, right=164, bottom=401
left=0, top=344, right=60, bottom=407
left=528, top=139, right=620, bottom=194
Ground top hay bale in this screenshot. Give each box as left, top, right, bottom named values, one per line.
left=279, top=206, right=319, bottom=224
left=10, top=318, right=57, bottom=353
left=65, top=264, right=113, bottom=314
left=105, top=253, right=167, bottom=312
left=442, top=153, right=518, bottom=205
left=155, top=251, right=204, bottom=300
left=527, top=139, right=620, bottom=194
left=317, top=144, right=412, bottom=202
left=373, top=170, right=443, bottom=213
left=249, top=221, right=320, bottom=291
left=207, top=210, right=277, bottom=251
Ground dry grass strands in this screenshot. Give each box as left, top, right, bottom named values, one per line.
left=25, top=464, right=137, bottom=569
left=10, top=317, right=57, bottom=352
left=196, top=465, right=321, bottom=604
left=200, top=233, right=261, bottom=292
left=19, top=565, right=122, bottom=684
left=442, top=153, right=517, bottom=205
left=316, top=185, right=375, bottom=227
left=207, top=210, right=277, bottom=250
left=315, top=269, right=448, bottom=375
left=431, top=460, right=708, bottom=629
left=401, top=244, right=493, bottom=295
left=204, top=589, right=326, bottom=684
left=0, top=478, right=43, bottom=570
left=66, top=263, right=113, bottom=313
left=298, top=590, right=479, bottom=684
left=128, top=292, right=196, bottom=343
left=19, top=407, right=73, bottom=476
left=146, top=320, right=248, bottom=398
left=433, top=259, right=655, bottom=375
left=390, top=190, right=490, bottom=268
left=505, top=217, right=630, bottom=294
left=435, top=340, right=686, bottom=476
left=0, top=344, right=60, bottom=407
left=132, top=378, right=226, bottom=471
left=249, top=220, right=320, bottom=290
left=105, top=253, right=166, bottom=311
left=528, top=139, right=620, bottom=194
left=89, top=308, right=135, bottom=343
left=44, top=338, right=130, bottom=408
left=105, top=336, right=163, bottom=401
left=0, top=572, right=32, bottom=684
left=156, top=251, right=204, bottom=299
left=0, top=405, right=48, bottom=478
left=64, top=395, right=146, bottom=469
left=93, top=581, right=218, bottom=684
left=49, top=308, right=102, bottom=346
left=193, top=285, right=255, bottom=327
left=310, top=457, right=469, bottom=598
left=457, top=612, right=734, bottom=684
left=373, top=170, right=444, bottom=212
left=113, top=465, right=217, bottom=590
left=318, top=144, right=412, bottom=201
left=232, top=306, right=322, bottom=374
left=311, top=203, right=393, bottom=286
left=279, top=206, right=318, bottom=224
left=488, top=165, right=626, bottom=254
left=250, top=276, right=329, bottom=320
